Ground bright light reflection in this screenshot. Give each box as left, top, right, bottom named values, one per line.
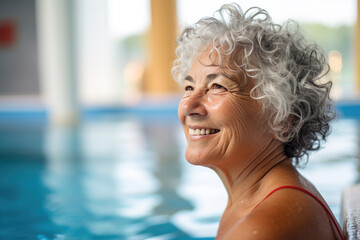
left=174, top=163, right=226, bottom=237
left=118, top=195, right=162, bottom=218
left=107, top=0, right=150, bottom=38
left=329, top=50, right=343, bottom=73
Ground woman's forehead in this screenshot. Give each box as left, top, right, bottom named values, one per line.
left=189, top=50, right=245, bottom=82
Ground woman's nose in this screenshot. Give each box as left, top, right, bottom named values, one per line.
left=181, top=92, right=207, bottom=117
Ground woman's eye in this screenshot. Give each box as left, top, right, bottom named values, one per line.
left=185, top=85, right=194, bottom=91
left=211, top=84, right=227, bottom=91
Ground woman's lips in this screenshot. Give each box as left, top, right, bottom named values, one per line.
left=189, top=128, right=220, bottom=136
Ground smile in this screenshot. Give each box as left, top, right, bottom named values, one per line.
left=189, top=128, right=220, bottom=136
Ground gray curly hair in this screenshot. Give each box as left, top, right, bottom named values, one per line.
left=172, top=3, right=335, bottom=166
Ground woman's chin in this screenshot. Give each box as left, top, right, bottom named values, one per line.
left=185, top=158, right=205, bottom=166
left=185, top=150, right=216, bottom=166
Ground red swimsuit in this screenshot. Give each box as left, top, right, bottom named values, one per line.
left=253, top=185, right=344, bottom=240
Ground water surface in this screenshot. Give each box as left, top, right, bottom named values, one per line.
left=0, top=114, right=358, bottom=239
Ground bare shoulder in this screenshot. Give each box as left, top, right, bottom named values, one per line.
left=221, top=187, right=336, bottom=240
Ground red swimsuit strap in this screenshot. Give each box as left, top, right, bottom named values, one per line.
left=253, top=185, right=344, bottom=240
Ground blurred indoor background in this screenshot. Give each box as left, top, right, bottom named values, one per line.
left=0, top=0, right=358, bottom=122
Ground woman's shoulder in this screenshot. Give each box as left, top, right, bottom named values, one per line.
left=222, top=186, right=336, bottom=240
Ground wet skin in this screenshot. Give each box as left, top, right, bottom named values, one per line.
left=178, top=52, right=343, bottom=240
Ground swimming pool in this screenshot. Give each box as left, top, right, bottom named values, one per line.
left=0, top=107, right=359, bottom=239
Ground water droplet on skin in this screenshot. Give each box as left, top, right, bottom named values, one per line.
left=253, top=230, right=258, bottom=235
left=297, top=206, right=303, bottom=212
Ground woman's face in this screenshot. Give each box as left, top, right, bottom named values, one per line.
left=178, top=53, right=271, bottom=166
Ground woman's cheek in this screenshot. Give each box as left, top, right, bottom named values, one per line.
left=226, top=96, right=261, bottom=138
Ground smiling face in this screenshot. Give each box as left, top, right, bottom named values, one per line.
left=178, top=51, right=273, bottom=167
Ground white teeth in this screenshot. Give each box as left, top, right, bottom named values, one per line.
left=188, top=128, right=219, bottom=136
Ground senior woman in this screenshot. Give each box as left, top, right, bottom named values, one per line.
left=172, top=3, right=343, bottom=240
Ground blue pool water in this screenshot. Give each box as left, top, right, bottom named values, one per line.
left=0, top=110, right=359, bottom=239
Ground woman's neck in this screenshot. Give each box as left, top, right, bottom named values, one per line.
left=210, top=138, right=291, bottom=207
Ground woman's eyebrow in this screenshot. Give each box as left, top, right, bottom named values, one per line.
left=184, top=75, right=194, bottom=82
left=184, top=73, right=237, bottom=82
